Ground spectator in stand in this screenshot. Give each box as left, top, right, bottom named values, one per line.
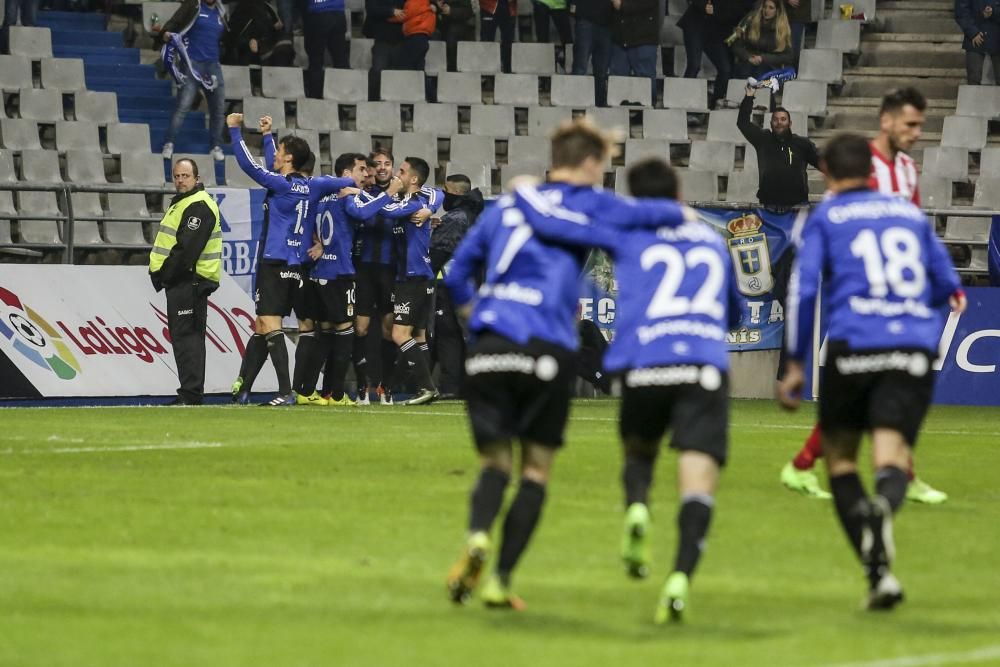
left=731, top=0, right=793, bottom=83
left=433, top=0, right=475, bottom=72
left=955, top=0, right=1000, bottom=85
left=571, top=0, right=613, bottom=107
left=275, top=0, right=298, bottom=37
left=2, top=0, right=39, bottom=52
left=304, top=0, right=350, bottom=99
left=609, top=0, right=660, bottom=105
left=533, top=0, right=573, bottom=71
left=390, top=0, right=437, bottom=70
left=365, top=0, right=405, bottom=100
left=224, top=0, right=295, bottom=66
left=783, top=0, right=810, bottom=65
left=160, top=0, right=229, bottom=162
left=480, top=0, right=517, bottom=73
left=677, top=0, right=743, bottom=109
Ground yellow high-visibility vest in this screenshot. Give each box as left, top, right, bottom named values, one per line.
left=149, top=189, right=223, bottom=282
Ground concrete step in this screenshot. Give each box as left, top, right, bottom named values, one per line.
left=828, top=111, right=946, bottom=133
left=842, top=73, right=961, bottom=98
left=858, top=41, right=965, bottom=68
left=827, top=96, right=957, bottom=109
left=878, top=14, right=962, bottom=34
left=850, top=66, right=965, bottom=77
left=879, top=0, right=954, bottom=10
left=865, top=32, right=962, bottom=43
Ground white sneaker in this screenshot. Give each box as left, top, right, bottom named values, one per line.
left=161, top=142, right=174, bottom=159
left=210, top=145, right=224, bottom=161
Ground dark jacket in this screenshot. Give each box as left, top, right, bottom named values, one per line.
left=224, top=0, right=294, bottom=66
left=782, top=0, right=811, bottom=23
left=159, top=0, right=229, bottom=45
left=737, top=94, right=819, bottom=207
left=611, top=0, right=660, bottom=47
left=572, top=0, right=614, bottom=24
left=677, top=0, right=745, bottom=40
left=732, top=16, right=794, bottom=66
left=434, top=0, right=476, bottom=40
left=430, top=188, right=484, bottom=274
left=150, top=184, right=220, bottom=291
left=955, top=0, right=1000, bottom=53
left=479, top=0, right=519, bottom=17
left=363, top=0, right=405, bottom=41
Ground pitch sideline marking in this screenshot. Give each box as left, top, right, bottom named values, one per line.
left=1, top=442, right=225, bottom=455
left=814, top=644, right=1000, bottom=667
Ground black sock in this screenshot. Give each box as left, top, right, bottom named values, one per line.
left=299, top=329, right=330, bottom=396
left=674, top=494, right=713, bottom=577
left=380, top=337, right=397, bottom=389
left=830, top=471, right=868, bottom=559
left=353, top=332, right=369, bottom=389
left=497, top=479, right=546, bottom=584
left=266, top=330, right=291, bottom=395
left=875, top=465, right=908, bottom=514
left=320, top=330, right=337, bottom=395
left=622, top=453, right=655, bottom=507
left=241, top=334, right=268, bottom=392
left=469, top=467, right=510, bottom=533
left=399, top=338, right=435, bottom=391
left=293, top=331, right=316, bottom=394
left=327, top=326, right=355, bottom=400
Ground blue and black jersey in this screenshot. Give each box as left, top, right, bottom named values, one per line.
left=379, top=186, right=443, bottom=281
left=353, top=188, right=396, bottom=266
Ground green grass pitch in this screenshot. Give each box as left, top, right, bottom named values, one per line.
left=2, top=399, right=999, bottom=667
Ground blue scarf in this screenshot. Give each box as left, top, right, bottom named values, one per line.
left=748, top=66, right=797, bottom=93
left=161, top=33, right=220, bottom=91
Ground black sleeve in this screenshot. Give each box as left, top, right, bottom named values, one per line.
left=160, top=0, right=199, bottom=43
left=737, top=93, right=766, bottom=147
left=803, top=138, right=820, bottom=169
left=159, top=200, right=218, bottom=285
left=366, top=0, right=398, bottom=21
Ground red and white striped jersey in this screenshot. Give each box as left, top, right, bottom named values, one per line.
left=868, top=142, right=920, bottom=206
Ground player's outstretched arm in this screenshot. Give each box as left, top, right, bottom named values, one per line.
left=344, top=190, right=389, bottom=222
left=227, top=113, right=291, bottom=192
left=512, top=185, right=615, bottom=251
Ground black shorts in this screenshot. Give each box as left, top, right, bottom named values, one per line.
left=255, top=261, right=301, bottom=317
left=618, top=366, right=730, bottom=466
left=314, top=277, right=356, bottom=324
left=392, top=279, right=434, bottom=329
left=463, top=333, right=575, bottom=449
left=293, top=274, right=322, bottom=322
left=355, top=262, right=395, bottom=317
left=820, top=342, right=935, bottom=447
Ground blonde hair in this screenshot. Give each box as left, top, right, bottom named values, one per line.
left=550, top=118, right=619, bottom=169
left=747, top=0, right=791, bottom=53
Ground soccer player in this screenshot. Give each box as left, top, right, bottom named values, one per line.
left=777, top=133, right=965, bottom=610
left=227, top=112, right=311, bottom=406
left=780, top=88, right=948, bottom=504
left=511, top=159, right=742, bottom=623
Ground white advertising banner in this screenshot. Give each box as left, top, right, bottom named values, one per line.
left=0, top=265, right=282, bottom=398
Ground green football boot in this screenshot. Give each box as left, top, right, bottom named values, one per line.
left=480, top=574, right=526, bottom=611
left=780, top=462, right=832, bottom=499
left=446, top=531, right=491, bottom=605
left=622, top=502, right=651, bottom=579
left=654, top=571, right=689, bottom=624
left=906, top=477, right=947, bottom=504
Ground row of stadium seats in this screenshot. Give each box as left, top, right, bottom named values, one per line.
left=0, top=119, right=148, bottom=152
left=0, top=190, right=154, bottom=247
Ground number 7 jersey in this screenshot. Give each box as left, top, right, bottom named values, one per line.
left=786, top=188, right=960, bottom=360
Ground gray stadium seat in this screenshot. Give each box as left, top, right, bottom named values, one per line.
left=242, top=97, right=287, bottom=130
left=74, top=91, right=119, bottom=123
left=675, top=168, right=718, bottom=203
left=174, top=153, right=217, bottom=186
left=16, top=191, right=62, bottom=244
left=451, top=134, right=496, bottom=164
left=921, top=146, right=969, bottom=181
left=68, top=192, right=105, bottom=246
left=798, top=49, right=843, bottom=84
left=706, top=110, right=745, bottom=144
left=941, top=115, right=988, bottom=150
left=980, top=146, right=1000, bottom=177
left=120, top=152, right=168, bottom=185
left=225, top=155, right=263, bottom=188
left=764, top=110, right=808, bottom=136
left=0, top=118, right=41, bottom=150
left=262, top=66, right=305, bottom=100
left=21, top=149, right=62, bottom=182
left=660, top=14, right=683, bottom=48
left=66, top=149, right=107, bottom=183
left=296, top=97, right=339, bottom=131
left=392, top=132, right=437, bottom=163
left=288, top=128, right=320, bottom=157
left=494, top=74, right=539, bottom=106
left=815, top=19, right=860, bottom=52
left=8, top=26, right=52, bottom=58
left=527, top=105, right=572, bottom=137
left=105, top=193, right=151, bottom=244
left=142, top=2, right=180, bottom=33
left=917, top=174, right=952, bottom=208
left=726, top=170, right=759, bottom=203
left=607, top=76, right=652, bottom=108
left=0, top=150, right=14, bottom=182
left=457, top=43, right=501, bottom=74
left=40, top=57, right=86, bottom=91
left=781, top=81, right=828, bottom=116
left=413, top=103, right=458, bottom=136
left=973, top=177, right=1000, bottom=209
left=18, top=89, right=65, bottom=122
left=470, top=105, right=515, bottom=137
left=500, top=161, right=548, bottom=186
left=324, top=68, right=369, bottom=103
left=355, top=101, right=400, bottom=133
left=689, top=140, right=735, bottom=174
left=349, top=38, right=373, bottom=70
left=55, top=121, right=100, bottom=151
left=642, top=108, right=688, bottom=142
left=673, top=49, right=717, bottom=81
left=106, top=123, right=151, bottom=154
left=0, top=194, right=14, bottom=245
left=380, top=70, right=426, bottom=103
left=221, top=65, right=253, bottom=100
left=624, top=138, right=670, bottom=164
left=582, top=107, right=630, bottom=136
left=435, top=72, right=482, bottom=105
left=551, top=74, right=594, bottom=108
left=506, top=135, right=548, bottom=165
left=329, top=130, right=373, bottom=156
left=425, top=40, right=447, bottom=75
left=956, top=84, right=1000, bottom=119
left=945, top=216, right=991, bottom=241
left=742, top=144, right=759, bottom=173
left=445, top=161, right=492, bottom=194
left=614, top=166, right=629, bottom=194
left=662, top=78, right=708, bottom=112
left=724, top=79, right=771, bottom=109
left=512, top=43, right=555, bottom=75
left=0, top=55, right=33, bottom=92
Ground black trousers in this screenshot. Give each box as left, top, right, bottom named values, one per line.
left=369, top=38, right=400, bottom=100
left=305, top=10, right=349, bottom=98
left=431, top=284, right=465, bottom=395
left=166, top=279, right=218, bottom=403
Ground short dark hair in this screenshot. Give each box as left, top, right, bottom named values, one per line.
left=370, top=147, right=394, bottom=163
left=366, top=157, right=377, bottom=169
left=278, top=135, right=311, bottom=171
left=880, top=87, right=927, bottom=116
left=301, top=151, right=316, bottom=175
left=445, top=173, right=472, bottom=193
left=627, top=158, right=678, bottom=200
left=772, top=106, right=791, bottom=119
left=551, top=118, right=614, bottom=169
left=404, top=156, right=430, bottom=186
left=822, top=132, right=872, bottom=181
left=335, top=152, right=368, bottom=176
left=174, top=158, right=198, bottom=177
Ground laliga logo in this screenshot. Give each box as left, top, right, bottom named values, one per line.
left=0, top=286, right=81, bottom=380
left=935, top=312, right=1000, bottom=373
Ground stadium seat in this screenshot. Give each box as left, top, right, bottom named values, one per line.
left=742, top=144, right=759, bottom=173
left=582, top=107, right=630, bottom=136
left=425, top=40, right=447, bottom=75
left=18, top=89, right=65, bottom=122
left=413, top=103, right=458, bottom=136
left=506, top=135, right=548, bottom=165
left=614, top=166, right=629, bottom=194
left=380, top=70, right=426, bottom=103
left=40, top=58, right=86, bottom=91
left=512, top=43, right=555, bottom=74
left=55, top=121, right=100, bottom=152
left=674, top=168, right=718, bottom=202
left=0, top=150, right=14, bottom=182
left=607, top=76, right=652, bottom=108
left=221, top=65, right=253, bottom=100
left=451, top=134, right=496, bottom=164
left=642, top=108, right=689, bottom=142
left=242, top=97, right=287, bottom=130
left=348, top=38, right=373, bottom=70
left=797, top=49, right=843, bottom=84
left=501, top=160, right=547, bottom=185
left=224, top=156, right=263, bottom=188
left=457, top=43, right=501, bottom=74
left=329, top=130, right=374, bottom=156
left=764, top=110, right=808, bottom=136
left=74, top=91, right=119, bottom=123
left=392, top=132, right=437, bottom=163
left=435, top=72, right=482, bottom=105
left=445, top=161, right=492, bottom=194
left=8, top=26, right=52, bottom=58
left=526, top=105, right=572, bottom=137
left=295, top=97, right=339, bottom=132
left=980, top=146, right=1000, bottom=178
left=815, top=19, right=861, bottom=52
left=16, top=191, right=62, bottom=244
left=660, top=14, right=683, bottom=48
left=470, top=105, right=515, bottom=137
left=494, top=74, right=539, bottom=106
left=324, top=68, right=369, bottom=103
left=66, top=149, right=108, bottom=184
left=624, top=138, right=670, bottom=164
left=261, top=67, right=304, bottom=100
left=956, top=85, right=1000, bottom=119
left=0, top=55, right=33, bottom=92
left=106, top=123, right=151, bottom=155
left=355, top=101, right=400, bottom=133
left=689, top=140, right=735, bottom=174
left=0, top=194, right=14, bottom=244
left=120, top=153, right=168, bottom=185
left=945, top=216, right=991, bottom=241
left=288, top=128, right=320, bottom=157
left=973, top=177, right=1000, bottom=209
left=724, top=79, right=771, bottom=109
left=917, top=173, right=952, bottom=208
left=106, top=193, right=153, bottom=245
left=21, top=150, right=62, bottom=182
left=662, top=78, right=708, bottom=112
left=672, top=49, right=718, bottom=81
left=830, top=0, right=875, bottom=20
left=941, top=115, right=988, bottom=150
left=922, top=146, right=969, bottom=181
left=142, top=2, right=180, bottom=34
left=550, top=74, right=594, bottom=108
left=706, top=110, right=745, bottom=144
left=781, top=81, right=828, bottom=116
left=68, top=193, right=105, bottom=246
left=726, top=170, right=759, bottom=203
left=0, top=118, right=42, bottom=150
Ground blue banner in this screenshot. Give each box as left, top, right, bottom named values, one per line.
left=933, top=287, right=1000, bottom=406
left=214, top=187, right=267, bottom=299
